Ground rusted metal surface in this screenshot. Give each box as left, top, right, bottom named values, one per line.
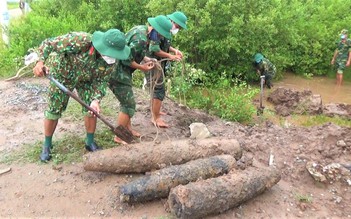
left=83, top=138, right=242, bottom=173
left=119, top=155, right=236, bottom=203
left=168, top=166, right=281, bottom=219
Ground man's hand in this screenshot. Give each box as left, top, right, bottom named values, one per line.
left=174, top=49, right=183, bottom=58
left=143, top=57, right=157, bottom=63
left=141, top=62, right=155, bottom=71
left=169, top=54, right=182, bottom=61
left=33, top=61, right=46, bottom=77
left=89, top=99, right=101, bottom=116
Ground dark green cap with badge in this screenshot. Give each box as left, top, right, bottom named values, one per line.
left=92, top=29, right=130, bottom=60
left=167, top=11, right=188, bottom=30
left=254, top=53, right=264, bottom=63
left=147, top=15, right=173, bottom=39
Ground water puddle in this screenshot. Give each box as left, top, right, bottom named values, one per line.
left=274, top=73, right=351, bottom=104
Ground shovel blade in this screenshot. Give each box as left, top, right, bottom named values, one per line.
left=114, top=125, right=135, bottom=144
left=257, top=106, right=265, bottom=116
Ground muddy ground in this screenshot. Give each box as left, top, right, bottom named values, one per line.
left=0, top=77, right=350, bottom=219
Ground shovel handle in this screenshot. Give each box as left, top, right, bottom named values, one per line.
left=42, top=68, right=135, bottom=143
left=43, top=69, right=115, bottom=131
left=259, top=75, right=265, bottom=108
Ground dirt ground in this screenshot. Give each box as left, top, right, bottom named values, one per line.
left=0, top=77, right=350, bottom=219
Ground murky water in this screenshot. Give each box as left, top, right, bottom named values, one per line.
left=274, top=73, right=351, bottom=104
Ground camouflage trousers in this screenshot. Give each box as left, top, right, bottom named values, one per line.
left=108, top=70, right=136, bottom=118
left=336, top=57, right=348, bottom=74
left=45, top=75, right=96, bottom=120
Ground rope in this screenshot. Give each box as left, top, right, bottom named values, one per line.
left=5, top=64, right=33, bottom=81
left=147, top=58, right=170, bottom=142
left=146, top=58, right=187, bottom=142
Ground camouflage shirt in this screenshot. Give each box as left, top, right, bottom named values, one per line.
left=146, top=28, right=166, bottom=59
left=257, top=58, right=276, bottom=77
left=118, top=25, right=149, bottom=74
left=147, top=36, right=171, bottom=60
left=335, top=39, right=351, bottom=60
left=37, top=32, right=116, bottom=101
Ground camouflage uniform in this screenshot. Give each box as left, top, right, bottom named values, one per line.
left=145, top=33, right=169, bottom=101
left=334, top=38, right=351, bottom=74
left=108, top=25, right=149, bottom=117
left=256, top=58, right=276, bottom=88
left=37, top=32, right=117, bottom=120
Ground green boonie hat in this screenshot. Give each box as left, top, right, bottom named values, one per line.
left=167, top=11, right=188, bottom=30
left=92, top=29, right=130, bottom=60
left=254, top=53, right=264, bottom=63
left=147, top=15, right=173, bottom=39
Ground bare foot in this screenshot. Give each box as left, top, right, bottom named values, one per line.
left=159, top=111, right=167, bottom=116
left=151, top=118, right=169, bottom=128
left=113, top=136, right=127, bottom=145
left=129, top=129, right=141, bottom=137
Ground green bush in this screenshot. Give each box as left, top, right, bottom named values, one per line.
left=3, top=0, right=351, bottom=79
left=0, top=0, right=151, bottom=78
left=2, top=0, right=351, bottom=124
left=146, top=0, right=351, bottom=80
left=168, top=64, right=258, bottom=124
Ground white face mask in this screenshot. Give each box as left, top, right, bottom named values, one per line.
left=101, top=55, right=116, bottom=65
left=171, top=28, right=179, bottom=35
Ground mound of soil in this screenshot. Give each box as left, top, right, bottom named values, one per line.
left=0, top=77, right=350, bottom=218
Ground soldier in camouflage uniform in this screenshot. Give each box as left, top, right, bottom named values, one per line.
left=253, top=53, right=276, bottom=89
left=145, top=11, right=187, bottom=128
left=108, top=15, right=172, bottom=144
left=331, top=29, right=351, bottom=86
left=33, top=29, right=130, bottom=161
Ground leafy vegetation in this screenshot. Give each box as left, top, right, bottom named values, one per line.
left=0, top=128, right=117, bottom=165
left=2, top=0, right=350, bottom=121
left=295, top=193, right=313, bottom=203
left=2, top=0, right=351, bottom=79
left=7, top=2, right=19, bottom=10
left=298, top=115, right=351, bottom=127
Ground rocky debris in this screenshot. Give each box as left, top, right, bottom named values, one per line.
left=306, top=161, right=351, bottom=186
left=267, top=87, right=351, bottom=119
left=189, top=122, right=211, bottom=139
left=323, top=103, right=351, bottom=120
left=4, top=81, right=47, bottom=110
left=267, top=87, right=323, bottom=116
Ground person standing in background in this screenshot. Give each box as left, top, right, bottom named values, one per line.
left=145, top=11, right=188, bottom=128
left=253, top=53, right=276, bottom=89
left=19, top=0, right=25, bottom=15
left=331, top=29, right=351, bottom=86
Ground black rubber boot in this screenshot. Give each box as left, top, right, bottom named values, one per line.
left=40, top=146, right=52, bottom=162
left=266, top=81, right=273, bottom=89
left=85, top=142, right=102, bottom=152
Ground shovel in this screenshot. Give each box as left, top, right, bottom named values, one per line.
left=257, top=75, right=265, bottom=116
left=43, top=68, right=135, bottom=143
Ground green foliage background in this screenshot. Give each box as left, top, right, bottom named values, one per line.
left=1, top=0, right=350, bottom=79
left=1, top=0, right=351, bottom=124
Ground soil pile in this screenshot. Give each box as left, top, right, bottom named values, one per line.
left=0, top=78, right=350, bottom=218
